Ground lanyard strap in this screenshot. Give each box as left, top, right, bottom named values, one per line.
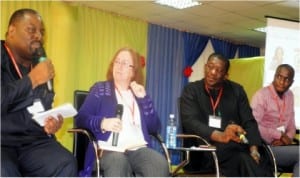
left=115, top=87, right=136, bottom=125
left=205, top=85, right=223, bottom=116
left=268, top=86, right=285, bottom=123
left=4, top=43, right=24, bottom=79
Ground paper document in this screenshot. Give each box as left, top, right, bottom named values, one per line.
left=32, top=103, right=77, bottom=126
left=98, top=140, right=147, bottom=152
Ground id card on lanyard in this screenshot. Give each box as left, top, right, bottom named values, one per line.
left=209, top=115, right=221, bottom=128
left=277, top=125, right=285, bottom=133
left=206, top=85, right=223, bottom=129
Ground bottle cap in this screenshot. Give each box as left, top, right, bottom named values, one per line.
left=169, top=114, right=175, bottom=118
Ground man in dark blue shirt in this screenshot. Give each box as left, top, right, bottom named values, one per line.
left=1, top=8, right=77, bottom=176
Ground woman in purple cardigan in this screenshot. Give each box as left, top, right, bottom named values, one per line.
left=75, top=47, right=169, bottom=177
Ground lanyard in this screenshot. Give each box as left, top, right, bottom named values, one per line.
left=205, top=84, right=223, bottom=116
left=268, top=86, right=285, bottom=123
left=3, top=43, right=29, bottom=79
left=115, top=87, right=136, bottom=125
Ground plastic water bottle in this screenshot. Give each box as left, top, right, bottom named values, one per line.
left=166, top=114, right=177, bottom=148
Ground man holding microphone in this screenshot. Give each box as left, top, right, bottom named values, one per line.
left=1, top=8, right=77, bottom=176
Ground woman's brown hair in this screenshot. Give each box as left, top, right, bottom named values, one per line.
left=106, top=47, right=144, bottom=85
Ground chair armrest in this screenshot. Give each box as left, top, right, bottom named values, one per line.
left=176, top=134, right=211, bottom=145
left=67, top=128, right=100, bottom=156
left=170, top=134, right=219, bottom=177
left=68, top=128, right=101, bottom=177
left=149, top=133, right=172, bottom=174
left=292, top=138, right=299, bottom=145
left=261, top=140, right=278, bottom=177
left=68, top=128, right=96, bottom=143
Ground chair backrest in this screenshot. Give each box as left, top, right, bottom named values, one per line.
left=73, top=90, right=89, bottom=171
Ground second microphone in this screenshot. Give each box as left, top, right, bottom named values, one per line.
left=112, top=104, right=124, bottom=146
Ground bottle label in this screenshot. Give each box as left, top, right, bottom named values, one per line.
left=166, top=126, right=177, bottom=148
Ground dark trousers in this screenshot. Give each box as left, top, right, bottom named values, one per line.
left=271, top=145, right=299, bottom=177
left=216, top=142, right=273, bottom=177
left=1, top=138, right=77, bottom=177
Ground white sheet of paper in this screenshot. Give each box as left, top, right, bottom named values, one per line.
left=27, top=100, right=45, bottom=114
left=32, top=103, right=77, bottom=126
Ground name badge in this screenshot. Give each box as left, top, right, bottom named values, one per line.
left=27, top=99, right=45, bottom=115
left=276, top=125, right=285, bottom=133
left=209, top=115, right=221, bottom=128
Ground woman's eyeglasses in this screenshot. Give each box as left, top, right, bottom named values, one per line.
left=114, top=60, right=134, bottom=69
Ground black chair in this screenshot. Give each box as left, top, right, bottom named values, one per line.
left=68, top=90, right=101, bottom=177
left=68, top=90, right=172, bottom=177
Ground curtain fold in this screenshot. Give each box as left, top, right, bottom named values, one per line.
left=211, top=38, right=238, bottom=59
left=182, top=32, right=209, bottom=84
left=146, top=24, right=185, bottom=164
left=238, top=44, right=260, bottom=58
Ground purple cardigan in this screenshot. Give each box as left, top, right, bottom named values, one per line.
left=75, top=81, right=161, bottom=176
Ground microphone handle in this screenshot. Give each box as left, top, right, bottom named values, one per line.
left=112, top=113, right=122, bottom=146
left=112, top=132, right=119, bottom=146
left=39, top=56, right=52, bottom=91
left=47, top=81, right=52, bottom=91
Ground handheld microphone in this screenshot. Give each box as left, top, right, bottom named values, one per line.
left=229, top=120, right=249, bottom=144
left=35, top=47, right=52, bottom=91
left=112, top=104, right=123, bottom=146
left=237, top=132, right=249, bottom=144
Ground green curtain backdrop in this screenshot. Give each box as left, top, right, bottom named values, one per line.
left=229, top=57, right=264, bottom=101
left=1, top=1, right=147, bottom=151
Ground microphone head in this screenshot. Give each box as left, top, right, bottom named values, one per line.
left=239, top=133, right=249, bottom=144
left=35, top=46, right=47, bottom=57
left=33, top=46, right=47, bottom=64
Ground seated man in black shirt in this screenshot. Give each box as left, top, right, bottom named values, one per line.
left=180, top=53, right=273, bottom=176
left=1, top=8, right=77, bottom=176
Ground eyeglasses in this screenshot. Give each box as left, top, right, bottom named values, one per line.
left=276, top=74, right=292, bottom=83
left=114, top=60, right=134, bottom=69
